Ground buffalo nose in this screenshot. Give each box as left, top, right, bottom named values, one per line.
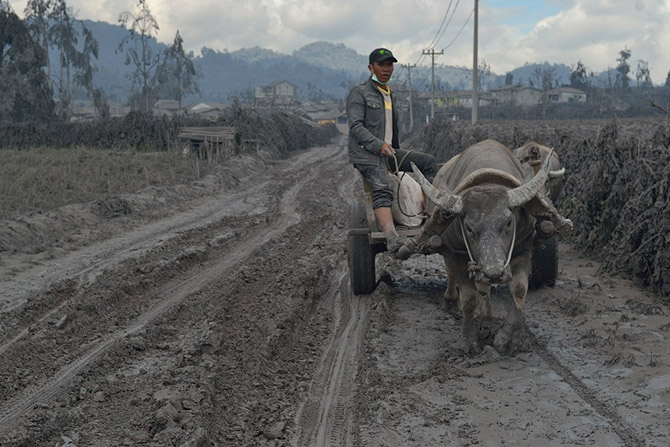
left=483, top=265, right=507, bottom=283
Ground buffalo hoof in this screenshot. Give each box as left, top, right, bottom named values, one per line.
left=493, top=323, right=524, bottom=356
left=442, top=298, right=460, bottom=319
left=478, top=319, right=495, bottom=345
left=455, top=338, right=482, bottom=356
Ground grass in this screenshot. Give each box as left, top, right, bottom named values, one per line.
left=0, top=146, right=203, bottom=220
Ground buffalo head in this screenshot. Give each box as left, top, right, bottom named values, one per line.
left=411, top=151, right=552, bottom=284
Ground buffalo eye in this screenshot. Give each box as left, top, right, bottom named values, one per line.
left=504, top=219, right=513, bottom=231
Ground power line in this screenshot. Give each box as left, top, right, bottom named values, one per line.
left=426, top=0, right=455, bottom=49
left=414, top=0, right=455, bottom=66
left=433, top=0, right=461, bottom=49
left=441, top=6, right=474, bottom=52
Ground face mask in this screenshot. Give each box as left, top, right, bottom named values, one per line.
left=372, top=73, right=392, bottom=85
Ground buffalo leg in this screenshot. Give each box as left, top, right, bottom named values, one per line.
left=458, top=280, right=482, bottom=354
left=475, top=281, right=494, bottom=343
left=443, top=261, right=459, bottom=315
left=494, top=250, right=531, bottom=354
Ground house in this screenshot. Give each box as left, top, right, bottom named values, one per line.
left=416, top=90, right=493, bottom=109
left=490, top=85, right=542, bottom=107
left=298, top=100, right=343, bottom=126
left=153, top=99, right=181, bottom=117
left=187, top=102, right=231, bottom=120
left=255, top=80, right=298, bottom=109
left=544, top=86, right=587, bottom=104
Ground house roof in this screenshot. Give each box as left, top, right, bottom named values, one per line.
left=268, top=80, right=298, bottom=88
left=545, top=86, right=586, bottom=95
left=491, top=85, right=541, bottom=92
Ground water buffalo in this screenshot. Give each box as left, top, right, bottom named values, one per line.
left=411, top=139, right=571, bottom=355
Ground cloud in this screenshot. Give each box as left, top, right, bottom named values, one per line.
left=481, top=0, right=670, bottom=84
left=8, top=0, right=670, bottom=84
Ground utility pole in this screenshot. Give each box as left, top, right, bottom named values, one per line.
left=401, top=63, right=416, bottom=130
left=423, top=48, right=443, bottom=120
left=472, top=0, right=479, bottom=125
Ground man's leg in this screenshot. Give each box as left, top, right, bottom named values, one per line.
left=355, top=164, right=405, bottom=252
left=391, top=149, right=437, bottom=183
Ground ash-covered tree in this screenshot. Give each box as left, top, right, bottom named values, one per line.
left=24, top=0, right=99, bottom=119
left=49, top=1, right=99, bottom=118
left=118, top=0, right=161, bottom=113
left=477, top=59, right=492, bottom=92
left=529, top=65, right=557, bottom=92
left=570, top=61, right=590, bottom=90
left=635, top=59, right=652, bottom=89
left=155, top=30, right=199, bottom=114
left=615, top=47, right=631, bottom=89
left=0, top=2, right=54, bottom=122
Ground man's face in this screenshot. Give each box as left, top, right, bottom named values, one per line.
left=369, top=59, right=394, bottom=83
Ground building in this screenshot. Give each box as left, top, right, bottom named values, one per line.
left=490, top=85, right=542, bottom=107
left=298, top=100, right=343, bottom=126
left=416, top=90, right=493, bottom=110
left=544, top=86, right=587, bottom=104
left=187, top=102, right=231, bottom=120
left=255, top=80, right=298, bottom=109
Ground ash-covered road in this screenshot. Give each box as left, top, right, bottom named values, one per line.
left=1, top=137, right=668, bottom=446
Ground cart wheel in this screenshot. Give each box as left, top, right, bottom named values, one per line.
left=349, top=202, right=377, bottom=295
left=529, top=235, right=558, bottom=289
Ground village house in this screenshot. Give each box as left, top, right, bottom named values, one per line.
left=255, top=80, right=298, bottom=109
left=298, top=100, right=343, bottom=126
left=544, top=86, right=587, bottom=104
left=490, top=85, right=542, bottom=107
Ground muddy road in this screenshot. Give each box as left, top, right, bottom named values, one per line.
left=1, top=136, right=668, bottom=446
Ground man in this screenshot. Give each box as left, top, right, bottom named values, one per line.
left=347, top=47, right=437, bottom=254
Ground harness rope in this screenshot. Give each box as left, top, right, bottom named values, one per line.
left=460, top=215, right=517, bottom=281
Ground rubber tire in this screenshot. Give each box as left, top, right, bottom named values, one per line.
left=349, top=202, right=377, bottom=295
left=529, top=235, right=558, bottom=290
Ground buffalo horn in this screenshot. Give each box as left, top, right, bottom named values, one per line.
left=507, top=149, right=553, bottom=207
left=411, top=162, right=463, bottom=214
left=548, top=167, right=565, bottom=178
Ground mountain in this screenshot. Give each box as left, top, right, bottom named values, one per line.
left=56, top=20, right=589, bottom=105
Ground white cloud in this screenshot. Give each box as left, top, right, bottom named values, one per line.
left=7, top=0, right=670, bottom=84
left=481, top=0, right=670, bottom=84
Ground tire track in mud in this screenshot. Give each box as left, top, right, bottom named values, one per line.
left=528, top=330, right=646, bottom=447
left=0, top=147, right=344, bottom=433
left=292, top=176, right=369, bottom=447
left=293, top=271, right=369, bottom=447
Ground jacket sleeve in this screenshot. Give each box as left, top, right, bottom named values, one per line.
left=346, top=86, right=384, bottom=155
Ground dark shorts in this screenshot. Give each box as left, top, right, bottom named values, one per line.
left=355, top=149, right=437, bottom=209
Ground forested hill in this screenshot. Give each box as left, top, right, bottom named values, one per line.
left=73, top=20, right=582, bottom=104
left=78, top=20, right=371, bottom=103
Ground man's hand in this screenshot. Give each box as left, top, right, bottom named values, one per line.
left=381, top=143, right=396, bottom=157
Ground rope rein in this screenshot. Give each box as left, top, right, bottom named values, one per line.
left=460, top=215, right=516, bottom=280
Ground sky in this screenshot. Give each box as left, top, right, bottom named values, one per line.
left=7, top=0, right=670, bottom=85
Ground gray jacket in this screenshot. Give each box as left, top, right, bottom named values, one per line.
left=346, top=77, right=399, bottom=165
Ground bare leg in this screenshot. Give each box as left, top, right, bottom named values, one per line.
left=375, top=206, right=398, bottom=239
